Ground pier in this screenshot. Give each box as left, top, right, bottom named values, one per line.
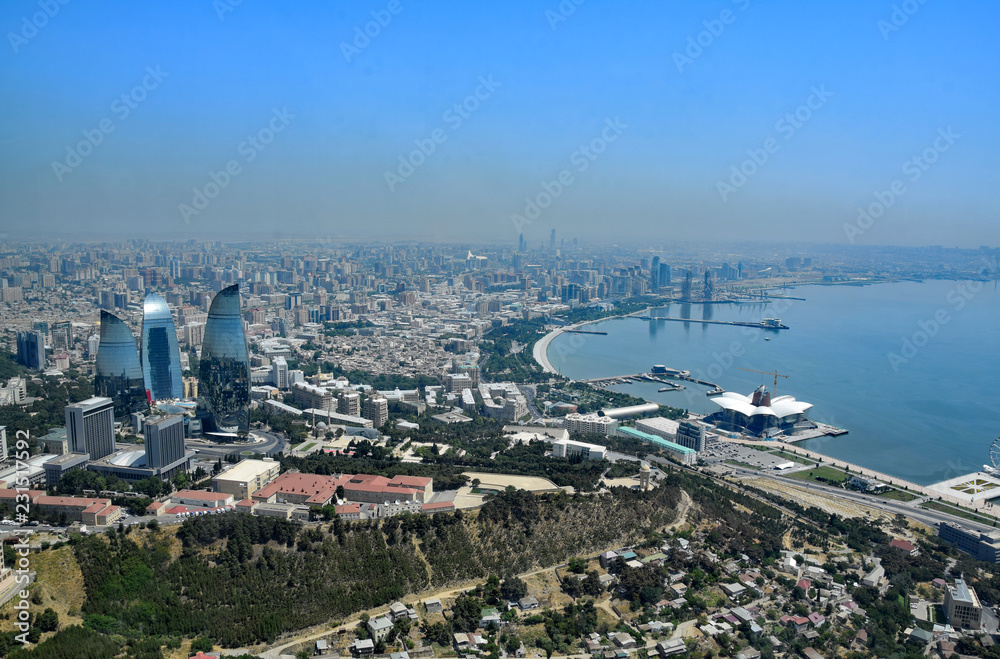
left=578, top=371, right=723, bottom=395
left=562, top=329, right=608, bottom=335
left=632, top=316, right=789, bottom=330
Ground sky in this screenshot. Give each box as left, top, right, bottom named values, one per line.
left=0, top=0, right=998, bottom=247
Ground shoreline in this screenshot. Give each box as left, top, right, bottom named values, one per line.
left=532, top=302, right=1000, bottom=518
left=533, top=313, right=638, bottom=374
left=729, top=437, right=1000, bottom=524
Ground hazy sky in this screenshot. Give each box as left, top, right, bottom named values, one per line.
left=1, top=0, right=997, bottom=247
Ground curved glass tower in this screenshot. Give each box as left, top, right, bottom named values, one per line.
left=94, top=310, right=149, bottom=420
left=198, top=284, right=250, bottom=434
left=141, top=294, right=184, bottom=401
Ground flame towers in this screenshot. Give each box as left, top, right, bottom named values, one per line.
left=94, top=310, right=149, bottom=420
left=197, top=284, right=250, bottom=434
left=141, top=294, right=184, bottom=401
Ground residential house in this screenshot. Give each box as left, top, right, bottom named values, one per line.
left=367, top=616, right=393, bottom=642
left=780, top=615, right=810, bottom=634
left=656, top=639, right=686, bottom=657
left=351, top=639, right=374, bottom=656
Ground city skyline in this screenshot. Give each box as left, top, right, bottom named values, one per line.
left=1, top=1, right=998, bottom=247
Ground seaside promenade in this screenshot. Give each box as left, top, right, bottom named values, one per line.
left=729, top=437, right=1000, bottom=523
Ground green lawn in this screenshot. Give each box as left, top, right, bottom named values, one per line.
left=786, top=466, right=850, bottom=485
left=920, top=500, right=997, bottom=526
left=294, top=442, right=317, bottom=452
left=767, top=449, right=818, bottom=466
left=876, top=488, right=918, bottom=502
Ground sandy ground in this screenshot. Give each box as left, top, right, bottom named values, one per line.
left=740, top=476, right=891, bottom=521
left=462, top=472, right=563, bottom=492
left=603, top=477, right=641, bottom=488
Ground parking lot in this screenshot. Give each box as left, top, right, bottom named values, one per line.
left=701, top=442, right=806, bottom=471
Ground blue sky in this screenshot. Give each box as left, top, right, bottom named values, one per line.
left=1, top=0, right=997, bottom=246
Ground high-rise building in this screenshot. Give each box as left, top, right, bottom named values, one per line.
left=676, top=420, right=706, bottom=452
left=16, top=331, right=45, bottom=370
left=338, top=391, right=360, bottom=416
left=198, top=284, right=250, bottom=434
left=141, top=294, right=184, bottom=400
left=0, top=426, right=6, bottom=462
left=271, top=356, right=288, bottom=389
left=94, top=310, right=149, bottom=422
left=651, top=256, right=660, bottom=289
left=658, top=262, right=671, bottom=286
left=144, top=415, right=185, bottom=469
left=945, top=579, right=982, bottom=630
left=363, top=396, right=388, bottom=429
left=65, top=396, right=115, bottom=460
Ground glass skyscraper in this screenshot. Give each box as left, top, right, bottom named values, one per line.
left=198, top=284, right=250, bottom=434
left=94, top=310, right=148, bottom=420
left=141, top=294, right=184, bottom=401
left=16, top=330, right=45, bottom=370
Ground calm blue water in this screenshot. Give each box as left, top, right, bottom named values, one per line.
left=546, top=280, right=1000, bottom=485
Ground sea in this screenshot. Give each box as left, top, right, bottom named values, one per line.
left=544, top=279, right=1000, bottom=486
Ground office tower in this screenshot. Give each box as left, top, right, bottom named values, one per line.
left=16, top=331, right=45, bottom=370
left=141, top=294, right=184, bottom=400
left=659, top=262, right=671, bottom=286
left=144, top=415, right=185, bottom=469
left=363, top=396, right=388, bottom=429
left=651, top=256, right=660, bottom=289
left=94, top=310, right=149, bottom=421
left=198, top=284, right=250, bottom=434
left=518, top=233, right=526, bottom=252
left=87, top=334, right=100, bottom=359
left=271, top=356, right=288, bottom=389
left=338, top=391, right=360, bottom=416
left=65, top=396, right=115, bottom=460
left=549, top=229, right=555, bottom=249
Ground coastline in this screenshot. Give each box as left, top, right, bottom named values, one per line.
left=533, top=314, right=638, bottom=374
left=532, top=305, right=1000, bottom=522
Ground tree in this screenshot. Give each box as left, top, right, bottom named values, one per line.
left=213, top=458, right=223, bottom=475
left=501, top=577, right=528, bottom=602
left=36, top=608, right=58, bottom=632
left=191, top=637, right=214, bottom=652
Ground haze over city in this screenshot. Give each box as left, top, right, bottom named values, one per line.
left=2, top=0, right=999, bottom=246
left=4, top=3, right=1000, bottom=659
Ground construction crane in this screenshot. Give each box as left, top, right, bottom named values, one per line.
left=737, top=367, right=789, bottom=395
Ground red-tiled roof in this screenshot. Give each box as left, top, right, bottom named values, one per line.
left=421, top=502, right=454, bottom=510
left=37, top=496, right=109, bottom=509
left=889, top=538, right=916, bottom=552
left=174, top=490, right=232, bottom=502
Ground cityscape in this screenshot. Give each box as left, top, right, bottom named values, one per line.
left=1, top=2, right=1000, bottom=659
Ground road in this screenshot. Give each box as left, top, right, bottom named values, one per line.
left=725, top=464, right=998, bottom=534
left=259, top=562, right=569, bottom=659
left=187, top=430, right=287, bottom=460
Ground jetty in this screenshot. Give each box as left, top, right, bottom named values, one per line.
left=632, top=316, right=789, bottom=330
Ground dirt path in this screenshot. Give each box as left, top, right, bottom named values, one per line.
left=260, top=492, right=690, bottom=658
left=666, top=490, right=692, bottom=531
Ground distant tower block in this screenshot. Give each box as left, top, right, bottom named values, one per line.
left=639, top=463, right=652, bottom=491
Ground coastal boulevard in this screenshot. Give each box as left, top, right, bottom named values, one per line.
left=725, top=437, right=1000, bottom=524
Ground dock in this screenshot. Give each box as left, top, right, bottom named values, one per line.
left=562, top=329, right=608, bottom=335
left=578, top=371, right=724, bottom=395
left=632, top=316, right=789, bottom=330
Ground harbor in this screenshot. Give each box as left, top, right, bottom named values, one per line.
left=631, top=315, right=790, bottom=330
